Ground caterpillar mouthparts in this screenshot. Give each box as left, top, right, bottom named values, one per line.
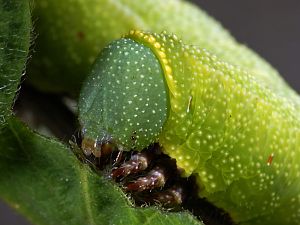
left=79, top=31, right=300, bottom=225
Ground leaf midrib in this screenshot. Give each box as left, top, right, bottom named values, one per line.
left=77, top=166, right=97, bottom=225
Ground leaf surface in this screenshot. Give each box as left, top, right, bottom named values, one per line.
left=0, top=0, right=31, bottom=122
left=0, top=117, right=203, bottom=225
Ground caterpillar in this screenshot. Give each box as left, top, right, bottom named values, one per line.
left=31, top=0, right=296, bottom=99
left=78, top=31, right=300, bottom=225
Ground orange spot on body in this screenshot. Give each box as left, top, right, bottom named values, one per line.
left=267, top=153, right=274, bottom=166
left=77, top=31, right=85, bottom=41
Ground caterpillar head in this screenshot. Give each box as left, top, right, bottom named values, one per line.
left=79, top=38, right=168, bottom=156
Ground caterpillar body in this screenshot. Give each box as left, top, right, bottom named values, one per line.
left=79, top=31, right=300, bottom=225
left=32, top=0, right=297, bottom=100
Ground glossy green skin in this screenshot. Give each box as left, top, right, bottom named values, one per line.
left=30, top=0, right=295, bottom=98
left=79, top=31, right=300, bottom=225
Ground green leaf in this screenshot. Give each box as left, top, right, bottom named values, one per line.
left=0, top=0, right=31, bottom=122
left=0, top=117, right=203, bottom=225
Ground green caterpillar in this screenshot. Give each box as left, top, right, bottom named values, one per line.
left=31, top=0, right=297, bottom=100
left=79, top=31, right=300, bottom=225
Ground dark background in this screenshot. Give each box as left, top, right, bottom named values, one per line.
left=197, top=0, right=300, bottom=92
left=1, top=0, right=299, bottom=224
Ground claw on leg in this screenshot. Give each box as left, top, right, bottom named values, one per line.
left=150, top=185, right=185, bottom=206
left=125, top=166, right=168, bottom=192
left=111, top=151, right=153, bottom=179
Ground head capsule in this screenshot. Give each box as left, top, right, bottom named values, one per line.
left=79, top=38, right=168, bottom=154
